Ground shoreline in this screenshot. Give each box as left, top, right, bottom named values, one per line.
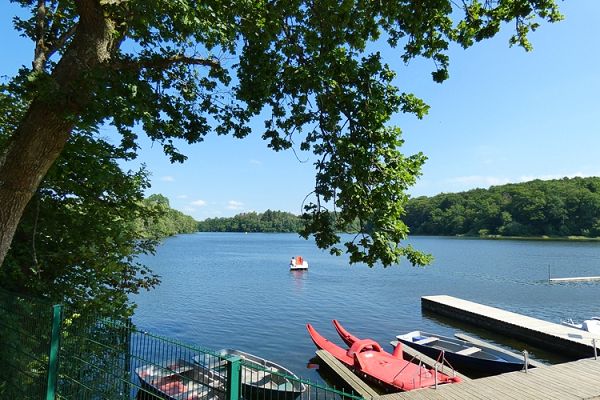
left=410, top=234, right=600, bottom=242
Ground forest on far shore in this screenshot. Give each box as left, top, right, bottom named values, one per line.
left=405, top=177, right=600, bottom=237
left=198, top=210, right=303, bottom=233
left=195, top=177, right=600, bottom=239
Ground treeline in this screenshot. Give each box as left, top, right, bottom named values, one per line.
left=405, top=177, right=600, bottom=237
left=139, top=194, right=198, bottom=237
left=198, top=210, right=303, bottom=233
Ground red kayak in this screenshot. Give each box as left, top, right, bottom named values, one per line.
left=306, top=321, right=461, bottom=392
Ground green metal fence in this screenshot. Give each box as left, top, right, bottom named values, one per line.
left=0, top=289, right=55, bottom=399
left=0, top=289, right=364, bottom=400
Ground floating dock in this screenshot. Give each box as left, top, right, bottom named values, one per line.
left=549, top=275, right=600, bottom=282
left=376, top=357, right=600, bottom=400
left=422, top=295, right=599, bottom=358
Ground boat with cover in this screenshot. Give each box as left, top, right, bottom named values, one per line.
left=194, top=349, right=306, bottom=400
left=561, top=317, right=600, bottom=334
left=289, top=256, right=308, bottom=270
left=135, top=358, right=226, bottom=400
left=394, top=331, right=532, bottom=376
left=306, top=321, right=461, bottom=392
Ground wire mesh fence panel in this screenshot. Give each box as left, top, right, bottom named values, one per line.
left=56, top=315, right=133, bottom=399
left=237, top=358, right=364, bottom=400
left=56, top=317, right=231, bottom=400
left=126, top=328, right=229, bottom=400
left=0, top=288, right=55, bottom=399
left=0, top=288, right=367, bottom=400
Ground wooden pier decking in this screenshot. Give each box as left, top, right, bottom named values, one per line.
left=422, top=295, right=600, bottom=358
left=315, top=350, right=379, bottom=399
left=376, top=357, right=600, bottom=400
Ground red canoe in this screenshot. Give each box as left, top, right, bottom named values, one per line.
left=306, top=321, right=461, bottom=391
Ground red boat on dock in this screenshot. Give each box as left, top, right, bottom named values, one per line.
left=306, top=321, right=461, bottom=392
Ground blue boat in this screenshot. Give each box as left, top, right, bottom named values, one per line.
left=394, top=331, right=533, bottom=376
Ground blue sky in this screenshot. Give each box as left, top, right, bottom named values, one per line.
left=2, top=1, right=599, bottom=220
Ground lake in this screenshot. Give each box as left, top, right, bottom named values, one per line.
left=133, top=233, right=600, bottom=384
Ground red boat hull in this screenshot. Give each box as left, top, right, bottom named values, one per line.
left=307, top=321, right=461, bottom=392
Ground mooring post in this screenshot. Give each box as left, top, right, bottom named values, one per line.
left=522, top=350, right=529, bottom=373
left=593, top=338, right=597, bottom=360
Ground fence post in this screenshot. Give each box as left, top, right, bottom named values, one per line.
left=226, top=356, right=242, bottom=400
left=46, top=304, right=63, bottom=400
left=123, top=318, right=132, bottom=396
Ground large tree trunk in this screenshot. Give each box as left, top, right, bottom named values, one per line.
left=0, top=1, right=118, bottom=267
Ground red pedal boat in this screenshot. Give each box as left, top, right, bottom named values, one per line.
left=306, top=320, right=461, bottom=392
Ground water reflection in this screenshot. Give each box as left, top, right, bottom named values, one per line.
left=290, top=270, right=308, bottom=291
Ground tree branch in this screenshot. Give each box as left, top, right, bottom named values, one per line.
left=46, top=24, right=78, bottom=61
left=33, top=0, right=47, bottom=72
left=112, top=55, right=221, bottom=72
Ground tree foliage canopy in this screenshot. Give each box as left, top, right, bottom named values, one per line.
left=0, top=131, right=160, bottom=316
left=405, top=177, right=600, bottom=238
left=140, top=194, right=198, bottom=238
left=0, top=0, right=562, bottom=269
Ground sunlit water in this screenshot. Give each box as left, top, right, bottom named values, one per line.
left=133, top=233, right=600, bottom=383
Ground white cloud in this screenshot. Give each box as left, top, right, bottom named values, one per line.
left=227, top=200, right=244, bottom=210
left=161, top=176, right=175, bottom=182
left=249, top=159, right=262, bottom=165
left=176, top=194, right=188, bottom=199
left=191, top=199, right=207, bottom=207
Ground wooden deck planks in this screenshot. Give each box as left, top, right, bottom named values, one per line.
left=315, top=350, right=379, bottom=399
left=376, top=358, right=600, bottom=400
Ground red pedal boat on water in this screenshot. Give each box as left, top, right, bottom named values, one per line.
left=306, top=320, right=461, bottom=392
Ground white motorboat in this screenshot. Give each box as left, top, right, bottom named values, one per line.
left=561, top=317, right=600, bottom=334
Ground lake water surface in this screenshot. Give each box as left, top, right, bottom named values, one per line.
left=133, top=233, right=600, bottom=383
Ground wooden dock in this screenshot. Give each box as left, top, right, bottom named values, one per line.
left=422, top=295, right=600, bottom=358
left=549, top=275, right=600, bottom=282
left=376, top=357, right=600, bottom=399
left=315, top=350, right=379, bottom=399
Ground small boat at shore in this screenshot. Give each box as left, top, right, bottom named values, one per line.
left=135, top=358, right=226, bottom=400
left=289, top=256, right=308, bottom=270
left=561, top=317, right=600, bottom=334
left=307, top=320, right=460, bottom=392
left=394, top=331, right=531, bottom=376
left=194, top=349, right=306, bottom=400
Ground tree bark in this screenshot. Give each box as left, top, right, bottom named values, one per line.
left=0, top=0, right=119, bottom=267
